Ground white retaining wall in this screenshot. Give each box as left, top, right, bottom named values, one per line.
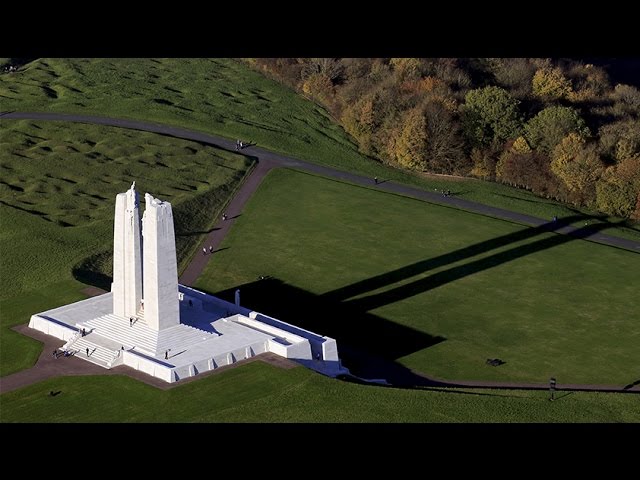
left=123, top=350, right=174, bottom=383
left=170, top=341, right=268, bottom=382
left=28, top=315, right=78, bottom=341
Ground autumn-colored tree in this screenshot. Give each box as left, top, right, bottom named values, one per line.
left=420, top=76, right=447, bottom=94
left=512, top=136, right=532, bottom=154
left=598, top=119, right=640, bottom=163
left=496, top=149, right=564, bottom=198
left=393, top=107, right=427, bottom=169
left=390, top=58, right=423, bottom=82
left=566, top=63, right=610, bottom=103
left=612, top=83, right=640, bottom=110
left=524, top=106, right=590, bottom=153
left=463, top=86, right=523, bottom=147
left=595, top=157, right=640, bottom=217
left=301, top=58, right=343, bottom=83
left=302, top=72, right=335, bottom=106
left=430, top=58, right=472, bottom=91
left=550, top=133, right=603, bottom=205
left=341, top=94, right=379, bottom=155
left=532, top=67, right=573, bottom=100
left=470, top=148, right=496, bottom=180
left=488, top=58, right=537, bottom=98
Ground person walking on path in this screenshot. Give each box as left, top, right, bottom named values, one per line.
left=203, top=247, right=207, bottom=255
left=374, top=177, right=378, bottom=185
left=209, top=245, right=213, bottom=253
left=86, top=347, right=89, bottom=357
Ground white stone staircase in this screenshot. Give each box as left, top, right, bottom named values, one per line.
left=80, top=313, right=216, bottom=357
left=82, top=314, right=157, bottom=352
left=67, top=336, right=115, bottom=368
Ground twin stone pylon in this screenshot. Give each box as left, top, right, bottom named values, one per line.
left=111, top=182, right=179, bottom=331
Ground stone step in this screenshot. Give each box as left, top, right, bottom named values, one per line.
left=79, top=313, right=215, bottom=357
left=68, top=337, right=117, bottom=367
left=81, top=314, right=158, bottom=352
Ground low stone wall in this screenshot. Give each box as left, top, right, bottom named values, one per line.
left=123, top=350, right=174, bottom=383
left=28, top=315, right=78, bottom=341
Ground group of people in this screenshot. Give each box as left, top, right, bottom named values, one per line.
left=235, top=140, right=244, bottom=151
left=200, top=212, right=231, bottom=255
left=52, top=349, right=73, bottom=359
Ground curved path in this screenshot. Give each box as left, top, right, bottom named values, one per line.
left=4, top=111, right=639, bottom=259
left=1, top=111, right=639, bottom=397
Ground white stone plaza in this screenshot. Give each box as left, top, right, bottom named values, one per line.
left=29, top=182, right=348, bottom=383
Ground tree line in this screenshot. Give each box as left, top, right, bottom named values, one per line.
left=245, top=58, right=640, bottom=220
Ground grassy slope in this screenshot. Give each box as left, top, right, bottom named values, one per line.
left=1, top=58, right=638, bottom=240
left=194, top=169, right=640, bottom=385
left=0, top=120, right=251, bottom=375
left=1, top=362, right=638, bottom=423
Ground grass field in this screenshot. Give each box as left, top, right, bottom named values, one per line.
left=1, top=59, right=638, bottom=240
left=0, top=120, right=252, bottom=375
left=194, top=169, right=640, bottom=385
left=1, top=361, right=638, bottom=423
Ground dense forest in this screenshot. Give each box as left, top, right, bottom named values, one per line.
left=246, top=58, right=640, bottom=220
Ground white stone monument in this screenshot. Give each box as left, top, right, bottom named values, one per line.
left=141, top=193, right=179, bottom=331
left=112, top=182, right=143, bottom=320
left=112, top=184, right=179, bottom=331
left=29, top=181, right=348, bottom=383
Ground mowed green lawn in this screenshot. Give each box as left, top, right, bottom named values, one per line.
left=0, top=120, right=252, bottom=376
left=2, top=58, right=637, bottom=240
left=2, top=361, right=638, bottom=423
left=195, top=169, right=640, bottom=385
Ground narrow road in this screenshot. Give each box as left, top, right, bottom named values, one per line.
left=1, top=111, right=639, bottom=396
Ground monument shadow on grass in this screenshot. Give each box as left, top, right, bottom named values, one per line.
left=213, top=278, right=446, bottom=385
left=211, top=215, right=621, bottom=385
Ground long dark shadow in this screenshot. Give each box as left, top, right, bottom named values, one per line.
left=212, top=278, right=446, bottom=364
left=346, top=221, right=619, bottom=312
left=324, top=214, right=598, bottom=303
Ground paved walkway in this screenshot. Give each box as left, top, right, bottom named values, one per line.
left=1, top=111, right=639, bottom=396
